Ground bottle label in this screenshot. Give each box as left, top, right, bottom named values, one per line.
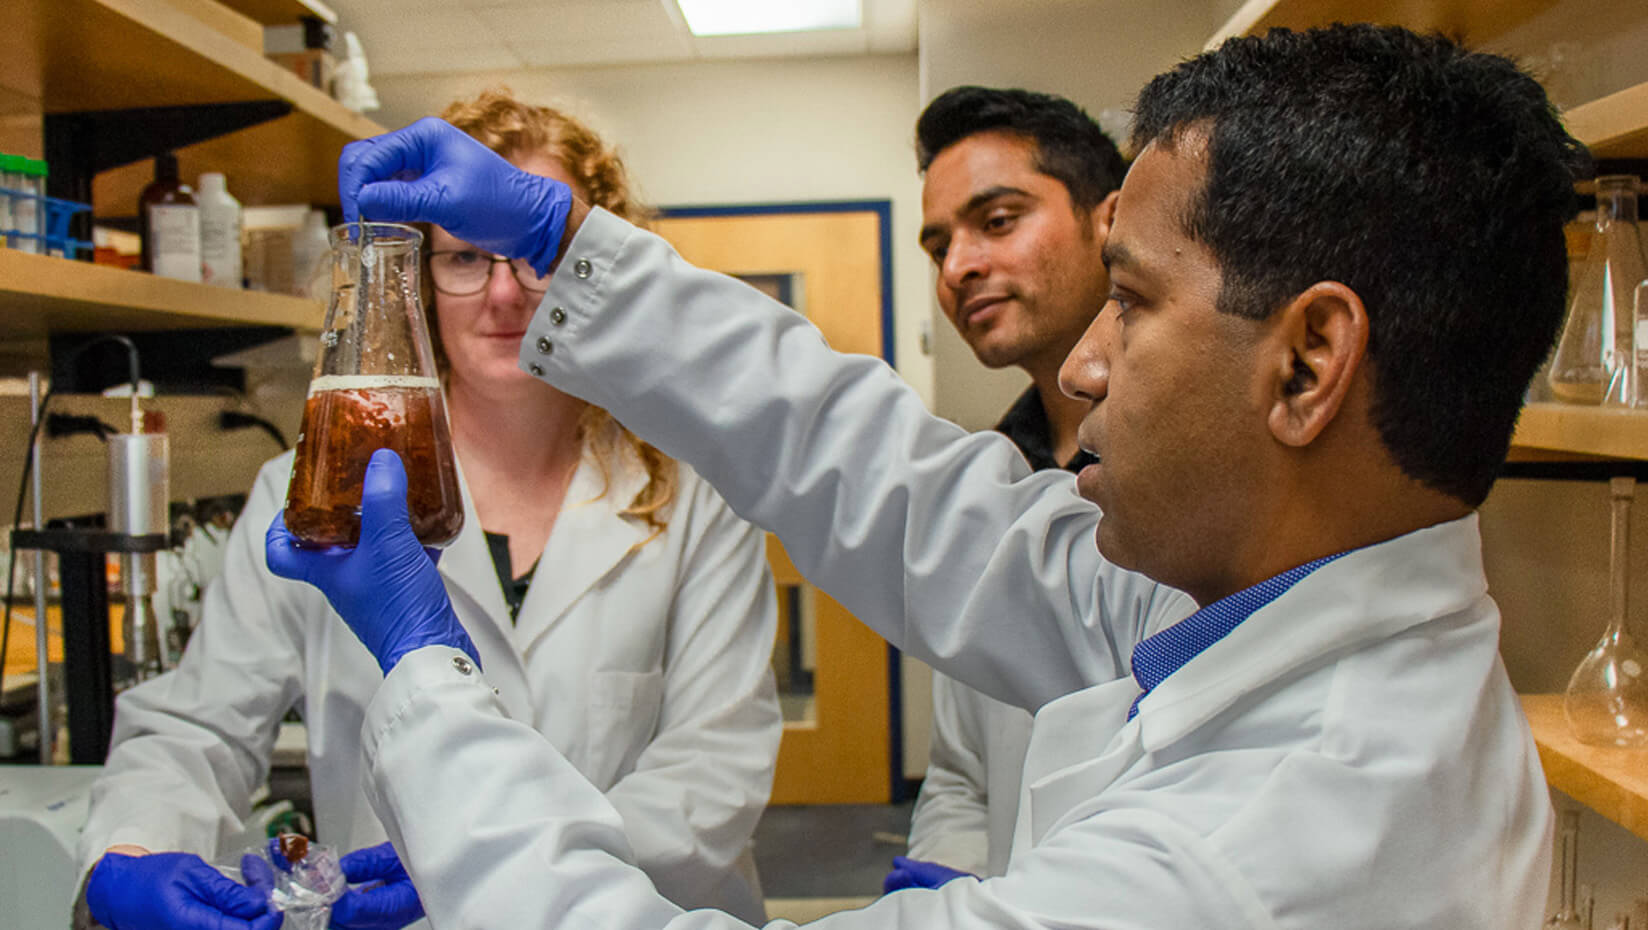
left=200, top=212, right=242, bottom=286
left=149, top=204, right=202, bottom=282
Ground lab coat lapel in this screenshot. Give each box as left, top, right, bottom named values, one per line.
left=513, top=456, right=650, bottom=652
left=1019, top=676, right=1143, bottom=849
left=435, top=463, right=534, bottom=721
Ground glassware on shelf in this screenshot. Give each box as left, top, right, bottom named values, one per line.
left=1564, top=476, right=1648, bottom=747
left=284, top=222, right=464, bottom=549
left=1635, top=281, right=1648, bottom=408
left=1546, top=810, right=1584, bottom=930
left=1549, top=175, right=1648, bottom=406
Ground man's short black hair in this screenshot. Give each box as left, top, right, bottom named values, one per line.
left=917, top=86, right=1127, bottom=211
left=1130, top=24, right=1588, bottom=508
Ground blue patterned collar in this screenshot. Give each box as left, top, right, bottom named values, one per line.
left=1127, top=552, right=1347, bottom=721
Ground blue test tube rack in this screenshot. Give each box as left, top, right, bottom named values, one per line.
left=1, top=187, right=94, bottom=258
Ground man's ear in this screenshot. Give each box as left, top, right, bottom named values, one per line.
left=1266, top=281, right=1369, bottom=447
left=1093, top=190, right=1121, bottom=239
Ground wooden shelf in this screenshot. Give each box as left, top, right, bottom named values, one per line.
left=1204, top=0, right=1556, bottom=51
left=1522, top=694, right=1648, bottom=842
left=1511, top=403, right=1648, bottom=462
left=1566, top=81, right=1648, bottom=161
left=0, top=249, right=323, bottom=339
left=1205, top=1, right=1648, bottom=161
left=217, top=0, right=337, bottom=26
left=1, top=0, right=384, bottom=210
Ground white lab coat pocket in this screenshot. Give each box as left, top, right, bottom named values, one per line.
left=586, top=668, right=665, bottom=787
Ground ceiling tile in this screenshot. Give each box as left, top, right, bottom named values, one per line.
left=368, top=42, right=524, bottom=75
left=510, top=33, right=695, bottom=68
left=357, top=9, right=495, bottom=49
left=471, top=2, right=679, bottom=43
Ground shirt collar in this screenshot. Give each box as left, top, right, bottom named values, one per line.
left=1127, top=552, right=1348, bottom=720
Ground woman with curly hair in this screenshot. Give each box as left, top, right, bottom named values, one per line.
left=77, top=89, right=781, bottom=930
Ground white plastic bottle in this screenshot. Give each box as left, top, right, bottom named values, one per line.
left=196, top=173, right=243, bottom=288
left=293, top=208, right=332, bottom=299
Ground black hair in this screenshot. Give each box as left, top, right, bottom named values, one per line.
left=1130, top=24, right=1588, bottom=507
left=917, top=86, right=1127, bottom=211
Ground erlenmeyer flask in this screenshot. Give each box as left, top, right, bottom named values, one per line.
left=1549, top=175, right=1648, bottom=405
left=284, top=222, right=464, bottom=548
left=1564, top=476, right=1648, bottom=747
left=1545, top=811, right=1583, bottom=930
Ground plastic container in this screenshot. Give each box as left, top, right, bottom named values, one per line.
left=196, top=172, right=243, bottom=288
left=284, top=222, right=463, bottom=548
left=0, top=153, right=18, bottom=249
left=139, top=153, right=201, bottom=281
left=12, top=157, right=46, bottom=254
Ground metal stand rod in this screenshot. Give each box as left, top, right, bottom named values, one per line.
left=29, top=372, right=50, bottom=764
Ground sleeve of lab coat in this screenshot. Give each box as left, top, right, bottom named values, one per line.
left=905, top=673, right=992, bottom=875
left=527, top=209, right=1185, bottom=712
left=75, top=457, right=312, bottom=871
left=601, top=469, right=781, bottom=917
left=363, top=647, right=1272, bottom=930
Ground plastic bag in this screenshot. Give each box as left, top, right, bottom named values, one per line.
left=244, top=833, right=346, bottom=930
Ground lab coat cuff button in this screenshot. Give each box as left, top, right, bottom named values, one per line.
left=549, top=307, right=567, bottom=326
left=535, top=336, right=554, bottom=355
left=573, top=259, right=592, bottom=279
left=452, top=656, right=474, bottom=676
left=528, top=363, right=545, bottom=377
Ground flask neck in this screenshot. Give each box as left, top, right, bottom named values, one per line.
left=1595, top=175, right=1641, bottom=230
left=1608, top=476, right=1635, bottom=639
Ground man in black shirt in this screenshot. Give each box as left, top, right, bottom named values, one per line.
left=890, top=86, right=1130, bottom=891
left=915, top=86, right=1125, bottom=473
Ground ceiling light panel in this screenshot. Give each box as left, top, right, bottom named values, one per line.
left=676, top=0, right=861, bottom=36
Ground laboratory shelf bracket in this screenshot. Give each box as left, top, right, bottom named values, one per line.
left=43, top=100, right=294, bottom=243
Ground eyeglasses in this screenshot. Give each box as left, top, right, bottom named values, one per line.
left=427, top=249, right=550, bottom=296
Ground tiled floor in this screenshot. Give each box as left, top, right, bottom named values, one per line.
left=753, top=801, right=913, bottom=919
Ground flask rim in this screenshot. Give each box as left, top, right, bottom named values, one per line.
left=328, top=221, right=423, bottom=249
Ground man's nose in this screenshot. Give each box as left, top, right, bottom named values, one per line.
left=1059, top=305, right=1112, bottom=402
left=940, top=233, right=988, bottom=290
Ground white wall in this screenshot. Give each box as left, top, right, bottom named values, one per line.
left=372, top=55, right=933, bottom=408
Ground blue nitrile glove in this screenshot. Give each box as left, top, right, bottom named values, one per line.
left=338, top=117, right=572, bottom=274
left=266, top=448, right=479, bottom=674
left=329, top=842, right=424, bottom=930
left=86, top=851, right=282, bottom=930
left=882, top=855, right=974, bottom=893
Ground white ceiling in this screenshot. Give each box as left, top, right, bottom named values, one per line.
left=323, top=0, right=919, bottom=77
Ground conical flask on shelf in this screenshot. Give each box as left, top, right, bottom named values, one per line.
left=1564, top=475, right=1648, bottom=747
left=1549, top=175, right=1648, bottom=406
left=284, top=222, right=464, bottom=548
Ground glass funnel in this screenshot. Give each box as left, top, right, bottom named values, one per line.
left=284, top=222, right=464, bottom=548
left=1564, top=476, right=1648, bottom=747
left=1549, top=175, right=1648, bottom=405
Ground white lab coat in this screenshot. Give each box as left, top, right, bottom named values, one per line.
left=78, top=435, right=782, bottom=922
left=346, top=208, right=1554, bottom=930
left=904, top=673, right=1034, bottom=877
